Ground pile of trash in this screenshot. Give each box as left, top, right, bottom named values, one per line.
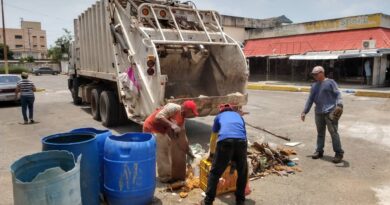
left=166, top=164, right=201, bottom=198
left=248, top=142, right=302, bottom=180
left=165, top=141, right=302, bottom=198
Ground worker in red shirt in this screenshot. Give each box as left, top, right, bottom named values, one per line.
left=143, top=100, right=198, bottom=183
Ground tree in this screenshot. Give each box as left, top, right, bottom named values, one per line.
left=0, top=44, right=14, bottom=60
left=48, top=46, right=62, bottom=63
left=48, top=28, right=73, bottom=63
left=18, top=56, right=35, bottom=63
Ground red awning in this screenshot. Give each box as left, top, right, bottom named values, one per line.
left=244, top=28, right=390, bottom=57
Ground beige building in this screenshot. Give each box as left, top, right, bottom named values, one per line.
left=221, top=15, right=292, bottom=45
left=0, top=21, right=47, bottom=59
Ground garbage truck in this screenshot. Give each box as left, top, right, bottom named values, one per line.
left=68, top=0, right=248, bottom=127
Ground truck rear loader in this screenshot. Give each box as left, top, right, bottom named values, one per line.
left=68, top=0, right=248, bottom=126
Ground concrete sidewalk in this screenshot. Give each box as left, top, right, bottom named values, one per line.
left=247, top=82, right=390, bottom=98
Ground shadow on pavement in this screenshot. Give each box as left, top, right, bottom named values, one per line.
left=219, top=193, right=257, bottom=205
left=110, top=122, right=143, bottom=134
left=80, top=106, right=92, bottom=115
left=151, top=197, right=163, bottom=205
left=0, top=101, right=20, bottom=108
left=321, top=155, right=350, bottom=168
left=305, top=155, right=350, bottom=168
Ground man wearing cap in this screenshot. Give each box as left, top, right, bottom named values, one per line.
left=201, top=104, right=248, bottom=205
left=301, top=66, right=344, bottom=163
left=143, top=100, right=198, bottom=182
left=15, top=72, right=36, bottom=124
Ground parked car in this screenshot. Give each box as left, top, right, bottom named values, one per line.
left=0, top=74, right=21, bottom=102
left=33, top=67, right=59, bottom=75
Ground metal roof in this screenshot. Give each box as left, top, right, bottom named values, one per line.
left=244, top=28, right=390, bottom=58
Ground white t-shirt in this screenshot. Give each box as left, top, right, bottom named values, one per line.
left=156, top=103, right=181, bottom=120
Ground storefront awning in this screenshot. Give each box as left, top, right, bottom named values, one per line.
left=244, top=28, right=390, bottom=58
left=289, top=54, right=339, bottom=60
left=289, top=49, right=382, bottom=60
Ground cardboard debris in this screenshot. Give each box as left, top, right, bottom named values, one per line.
left=179, top=192, right=188, bottom=198
left=168, top=164, right=201, bottom=198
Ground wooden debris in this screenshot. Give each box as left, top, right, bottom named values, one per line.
left=248, top=142, right=302, bottom=180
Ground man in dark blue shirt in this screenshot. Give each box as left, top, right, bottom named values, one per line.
left=301, top=66, right=344, bottom=163
left=202, top=104, right=247, bottom=205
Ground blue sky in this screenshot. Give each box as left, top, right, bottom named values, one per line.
left=3, top=0, right=390, bottom=47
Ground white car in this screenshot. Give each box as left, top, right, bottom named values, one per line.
left=0, top=74, right=21, bottom=102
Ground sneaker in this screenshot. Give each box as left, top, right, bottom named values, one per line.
left=332, top=153, right=343, bottom=163
left=23, top=121, right=28, bottom=125
left=312, top=151, right=324, bottom=159
left=30, top=119, right=35, bottom=124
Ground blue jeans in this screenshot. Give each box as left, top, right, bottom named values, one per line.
left=315, top=113, right=344, bottom=154
left=20, top=96, right=35, bottom=122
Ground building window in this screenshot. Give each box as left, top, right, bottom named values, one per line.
left=15, top=35, right=23, bottom=39
left=40, top=36, right=44, bottom=39
left=33, top=45, right=38, bottom=48
left=15, top=45, right=23, bottom=48
left=41, top=45, right=45, bottom=47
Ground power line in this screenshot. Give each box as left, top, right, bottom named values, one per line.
left=4, top=3, right=69, bottom=22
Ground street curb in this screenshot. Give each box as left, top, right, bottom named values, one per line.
left=355, top=91, right=390, bottom=98
left=247, top=84, right=309, bottom=93
left=247, top=84, right=390, bottom=98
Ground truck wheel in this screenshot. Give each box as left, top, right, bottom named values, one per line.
left=91, top=88, right=102, bottom=121
left=72, top=78, right=82, bottom=105
left=99, top=91, right=119, bottom=127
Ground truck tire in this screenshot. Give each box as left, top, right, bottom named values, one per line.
left=99, top=91, right=119, bottom=127
left=72, top=78, right=83, bottom=105
left=91, top=88, right=102, bottom=121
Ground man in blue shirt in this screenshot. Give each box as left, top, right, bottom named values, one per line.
left=201, top=104, right=247, bottom=205
left=301, top=66, right=344, bottom=163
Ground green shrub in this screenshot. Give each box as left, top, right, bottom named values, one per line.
left=0, top=66, right=29, bottom=74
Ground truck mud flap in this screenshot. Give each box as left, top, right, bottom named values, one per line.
left=166, top=93, right=248, bottom=117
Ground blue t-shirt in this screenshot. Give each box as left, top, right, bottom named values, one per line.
left=212, top=111, right=247, bottom=142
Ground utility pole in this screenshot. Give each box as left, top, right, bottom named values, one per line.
left=28, top=28, right=32, bottom=57
left=1, top=0, right=8, bottom=74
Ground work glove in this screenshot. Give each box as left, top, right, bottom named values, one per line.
left=330, top=105, right=343, bottom=121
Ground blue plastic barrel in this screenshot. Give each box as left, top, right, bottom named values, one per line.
left=104, top=133, right=156, bottom=205
left=70, top=127, right=112, bottom=192
left=42, top=132, right=100, bottom=205
left=10, top=150, right=82, bottom=205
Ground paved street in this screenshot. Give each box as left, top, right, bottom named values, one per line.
left=1, top=75, right=390, bottom=205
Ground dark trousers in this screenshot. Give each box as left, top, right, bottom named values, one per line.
left=21, top=96, right=35, bottom=122
left=204, top=138, right=248, bottom=204
left=315, top=113, right=344, bottom=154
